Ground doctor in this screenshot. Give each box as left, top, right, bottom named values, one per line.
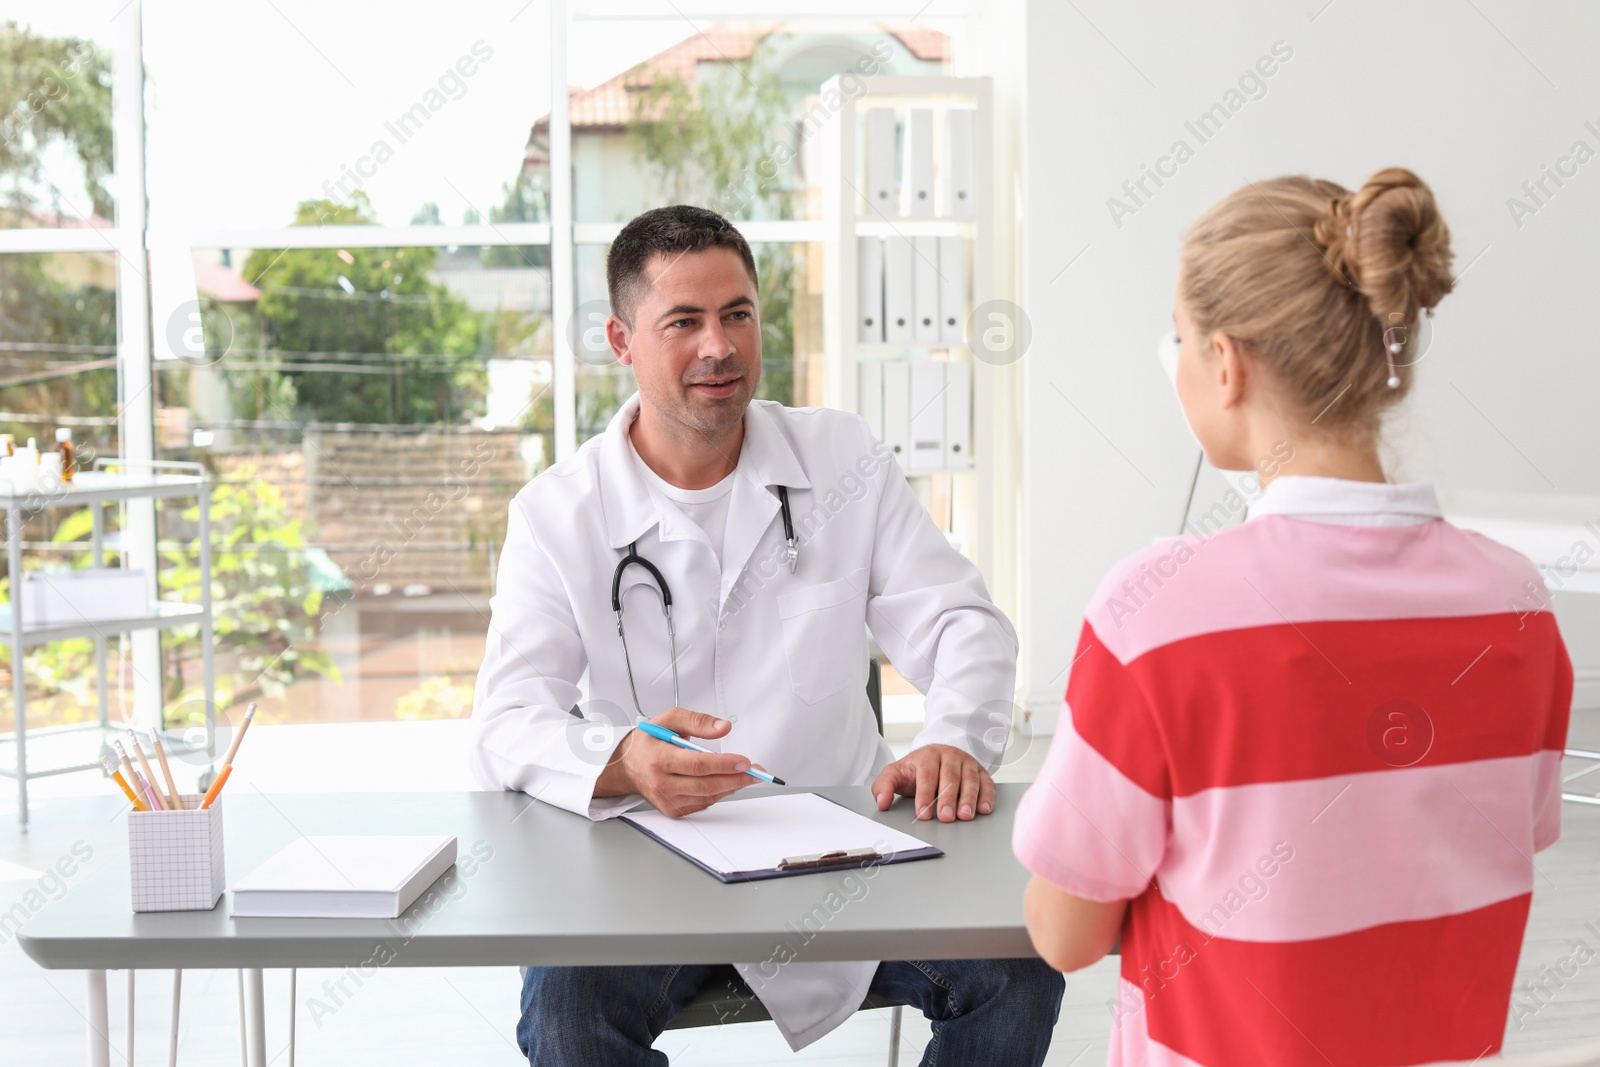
left=471, top=205, right=1062, bottom=1066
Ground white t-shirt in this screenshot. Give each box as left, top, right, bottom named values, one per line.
left=630, top=450, right=738, bottom=565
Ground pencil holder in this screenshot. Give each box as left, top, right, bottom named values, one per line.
left=128, top=795, right=226, bottom=913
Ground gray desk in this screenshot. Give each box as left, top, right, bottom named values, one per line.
left=20, top=785, right=1038, bottom=1065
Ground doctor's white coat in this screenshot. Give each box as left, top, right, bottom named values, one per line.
left=470, top=394, right=1018, bottom=1050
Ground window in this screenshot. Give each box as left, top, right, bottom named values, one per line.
left=565, top=20, right=950, bottom=224
left=0, top=8, right=115, bottom=229
left=142, top=2, right=553, bottom=232
left=1, top=8, right=125, bottom=737
left=564, top=18, right=949, bottom=439
left=152, top=246, right=550, bottom=722
left=1, top=4, right=963, bottom=736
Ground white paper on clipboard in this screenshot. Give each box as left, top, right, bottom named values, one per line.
left=622, top=793, right=937, bottom=880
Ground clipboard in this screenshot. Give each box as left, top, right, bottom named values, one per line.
left=620, top=792, right=944, bottom=884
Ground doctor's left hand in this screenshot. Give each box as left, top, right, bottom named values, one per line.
left=872, top=744, right=995, bottom=822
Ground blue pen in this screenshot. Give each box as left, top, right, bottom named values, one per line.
left=635, top=721, right=786, bottom=785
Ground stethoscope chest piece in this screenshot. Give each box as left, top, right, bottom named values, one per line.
left=777, top=486, right=798, bottom=574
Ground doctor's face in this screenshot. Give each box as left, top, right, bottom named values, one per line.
left=610, top=247, right=762, bottom=437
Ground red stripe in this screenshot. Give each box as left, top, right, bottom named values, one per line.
left=1121, top=882, right=1527, bottom=1066
left=1070, top=612, right=1569, bottom=796
left=1064, top=621, right=1171, bottom=798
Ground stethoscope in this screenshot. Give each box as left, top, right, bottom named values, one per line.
left=611, top=486, right=798, bottom=718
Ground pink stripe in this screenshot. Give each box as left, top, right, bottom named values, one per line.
left=1158, top=752, right=1556, bottom=942
left=1107, top=979, right=1208, bottom=1067
left=1534, top=747, right=1563, bottom=851
left=1088, top=518, right=1540, bottom=664
left=1014, top=707, right=1168, bottom=901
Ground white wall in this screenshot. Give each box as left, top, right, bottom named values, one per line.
left=1012, top=0, right=1600, bottom=720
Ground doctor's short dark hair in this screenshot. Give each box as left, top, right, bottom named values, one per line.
left=606, top=205, right=760, bottom=327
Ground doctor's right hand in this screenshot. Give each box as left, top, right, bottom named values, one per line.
left=593, top=708, right=759, bottom=819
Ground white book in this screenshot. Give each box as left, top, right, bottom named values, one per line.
left=231, top=836, right=457, bottom=919
left=883, top=235, right=915, bottom=344
left=865, top=107, right=898, bottom=216
left=945, top=360, right=972, bottom=468
left=857, top=236, right=884, bottom=343
left=858, top=360, right=885, bottom=441
left=945, top=109, right=975, bottom=218
left=913, top=235, right=941, bottom=344
left=903, top=108, right=935, bottom=217
left=909, top=360, right=947, bottom=470
left=882, top=361, right=911, bottom=463
left=938, top=235, right=967, bottom=345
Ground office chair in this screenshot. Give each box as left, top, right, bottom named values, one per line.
left=1563, top=747, right=1600, bottom=806
left=662, top=655, right=911, bottom=1065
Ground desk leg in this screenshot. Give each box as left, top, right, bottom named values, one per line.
left=242, top=968, right=267, bottom=1067
left=86, top=970, right=109, bottom=1067
left=170, top=969, right=182, bottom=1067
left=286, top=968, right=296, bottom=1067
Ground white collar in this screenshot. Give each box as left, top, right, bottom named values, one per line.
left=596, top=393, right=811, bottom=549
left=1246, top=475, right=1444, bottom=527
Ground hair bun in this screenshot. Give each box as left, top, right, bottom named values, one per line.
left=1312, top=167, right=1454, bottom=327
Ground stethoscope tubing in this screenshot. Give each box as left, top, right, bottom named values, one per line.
left=612, top=485, right=798, bottom=719
left=613, top=542, right=681, bottom=714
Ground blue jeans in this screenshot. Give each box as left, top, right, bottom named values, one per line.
left=516, top=959, right=1063, bottom=1066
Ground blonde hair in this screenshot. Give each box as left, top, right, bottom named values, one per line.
left=1179, top=167, right=1455, bottom=435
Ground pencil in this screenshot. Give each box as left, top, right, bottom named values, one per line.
left=103, top=757, right=148, bottom=811
left=199, top=764, right=231, bottom=810
left=127, top=732, right=167, bottom=810
left=112, top=739, right=143, bottom=808
left=134, top=772, right=162, bottom=812
left=196, top=702, right=255, bottom=812
left=148, top=729, right=182, bottom=810
left=221, top=702, right=257, bottom=766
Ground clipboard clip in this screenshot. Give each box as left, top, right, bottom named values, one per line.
left=777, top=847, right=882, bottom=872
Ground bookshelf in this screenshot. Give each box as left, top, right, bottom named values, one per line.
left=820, top=75, right=997, bottom=582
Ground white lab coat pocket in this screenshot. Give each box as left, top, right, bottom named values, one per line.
left=776, top=568, right=869, bottom=705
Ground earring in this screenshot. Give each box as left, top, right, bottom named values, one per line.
left=1383, top=314, right=1404, bottom=388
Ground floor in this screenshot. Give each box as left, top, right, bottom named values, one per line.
left=2, top=711, right=1598, bottom=1066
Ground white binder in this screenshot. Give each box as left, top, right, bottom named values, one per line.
left=858, top=360, right=885, bottom=442
left=909, top=360, right=947, bottom=470
left=858, top=236, right=884, bottom=343
left=884, top=235, right=915, bottom=344
left=866, top=107, right=898, bottom=217
left=903, top=108, right=934, bottom=218
left=946, top=109, right=975, bottom=218
left=882, top=361, right=911, bottom=463
left=945, top=360, right=972, bottom=468
left=913, top=235, right=941, bottom=344
left=938, top=235, right=966, bottom=345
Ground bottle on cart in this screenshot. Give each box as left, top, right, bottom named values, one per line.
left=20, top=438, right=39, bottom=465
left=0, top=434, right=12, bottom=456
left=56, top=428, right=75, bottom=482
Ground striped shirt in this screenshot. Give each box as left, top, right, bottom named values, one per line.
left=1014, top=477, right=1571, bottom=1067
